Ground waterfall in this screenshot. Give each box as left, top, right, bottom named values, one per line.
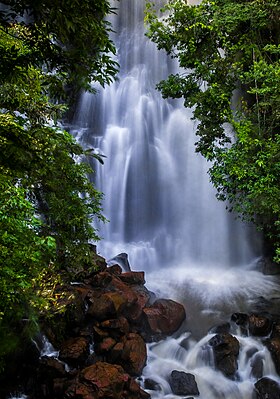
left=71, top=0, right=260, bottom=271
left=70, top=1, right=280, bottom=398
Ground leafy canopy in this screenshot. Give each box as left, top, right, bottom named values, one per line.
left=145, top=0, right=280, bottom=262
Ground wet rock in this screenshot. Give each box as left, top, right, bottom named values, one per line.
left=59, top=336, right=89, bottom=366
left=254, top=377, right=280, bottom=399
left=208, top=333, right=239, bottom=377
left=169, top=370, right=199, bottom=396
left=231, top=313, right=249, bottom=326
left=248, top=314, right=272, bottom=337
left=88, top=289, right=130, bottom=319
left=120, top=333, right=147, bottom=376
left=87, top=293, right=116, bottom=320
left=95, top=337, right=116, bottom=354
left=265, top=336, right=280, bottom=375
left=257, top=257, right=280, bottom=275
left=99, top=316, right=130, bottom=336
left=107, top=264, right=122, bottom=275
left=250, top=353, right=264, bottom=379
left=208, top=322, right=231, bottom=335
left=119, top=271, right=145, bottom=285
left=38, top=356, right=67, bottom=378
left=90, top=271, right=113, bottom=287
left=65, top=361, right=129, bottom=399
left=144, top=378, right=161, bottom=391
left=143, top=299, right=186, bottom=341
left=107, top=252, right=131, bottom=272
left=125, top=377, right=151, bottom=398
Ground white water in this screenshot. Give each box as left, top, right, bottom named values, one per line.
left=70, top=0, right=280, bottom=397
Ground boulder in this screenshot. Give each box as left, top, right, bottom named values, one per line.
left=120, top=333, right=147, bottom=376
left=208, top=333, right=239, bottom=377
left=143, top=299, right=186, bottom=340
left=99, top=316, right=130, bottom=337
left=87, top=289, right=130, bottom=320
left=96, top=337, right=116, bottom=354
left=107, top=264, right=122, bottom=275
left=38, top=356, right=67, bottom=378
left=119, top=271, right=145, bottom=285
left=254, top=377, right=280, bottom=399
left=65, top=362, right=129, bottom=399
left=59, top=337, right=89, bottom=366
left=169, top=370, right=199, bottom=396
left=144, top=378, right=161, bottom=391
left=248, top=314, right=272, bottom=337
left=107, top=253, right=131, bottom=271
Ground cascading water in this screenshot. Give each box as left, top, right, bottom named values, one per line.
left=70, top=0, right=280, bottom=398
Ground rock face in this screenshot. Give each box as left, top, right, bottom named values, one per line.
left=169, top=370, right=199, bottom=396
left=255, top=377, right=280, bottom=399
left=208, top=333, right=239, bottom=377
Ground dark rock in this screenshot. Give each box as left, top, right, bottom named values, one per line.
left=257, top=257, right=280, bottom=275
left=100, top=317, right=130, bottom=336
left=208, top=322, right=231, bottom=335
left=265, top=336, right=280, bottom=375
left=119, top=271, right=146, bottom=285
left=250, top=353, right=264, bottom=379
left=144, top=378, right=161, bottom=391
left=95, top=337, right=117, bottom=354
left=91, top=271, right=113, bottom=287
left=65, top=361, right=129, bottom=399
left=88, top=290, right=128, bottom=319
left=38, top=356, right=67, bottom=378
left=59, top=336, right=89, bottom=366
left=248, top=314, right=272, bottom=336
left=107, top=253, right=131, bottom=272
left=143, top=299, right=186, bottom=341
left=169, top=370, right=199, bottom=396
left=254, top=377, right=280, bottom=399
left=208, top=333, right=239, bottom=377
left=107, top=264, right=123, bottom=275
left=87, top=293, right=116, bottom=320
left=120, top=333, right=147, bottom=376
left=231, top=312, right=249, bottom=326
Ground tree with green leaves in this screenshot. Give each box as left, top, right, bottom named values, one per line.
left=145, top=0, right=280, bottom=263
left=0, top=0, right=118, bottom=366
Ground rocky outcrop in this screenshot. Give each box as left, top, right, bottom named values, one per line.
left=7, top=250, right=186, bottom=399
left=208, top=333, right=239, bottom=377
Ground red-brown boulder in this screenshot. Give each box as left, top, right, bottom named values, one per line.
left=59, top=337, right=89, bottom=366
left=120, top=333, right=147, bottom=376
left=143, top=299, right=186, bottom=340
left=65, top=362, right=129, bottom=399
left=119, top=271, right=145, bottom=285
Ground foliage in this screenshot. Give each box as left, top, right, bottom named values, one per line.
left=145, top=0, right=280, bottom=261
left=0, top=0, right=118, bottom=99
left=0, top=0, right=117, bottom=365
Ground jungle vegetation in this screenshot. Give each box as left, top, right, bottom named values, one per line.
left=145, top=0, right=280, bottom=263
left=0, top=0, right=118, bottom=367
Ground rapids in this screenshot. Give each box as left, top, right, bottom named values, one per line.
left=69, top=0, right=280, bottom=398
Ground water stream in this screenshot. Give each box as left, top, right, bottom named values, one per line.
left=70, top=0, right=280, bottom=397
